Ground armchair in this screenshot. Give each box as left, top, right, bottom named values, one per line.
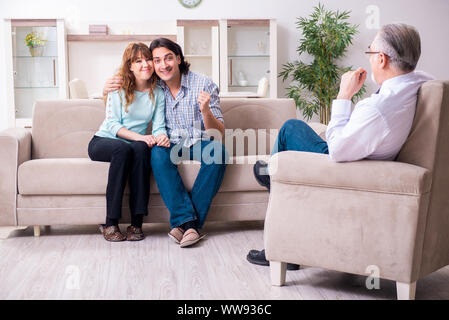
left=264, top=80, right=449, bottom=300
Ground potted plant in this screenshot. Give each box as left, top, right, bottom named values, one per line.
left=25, top=31, right=47, bottom=57
left=279, top=3, right=365, bottom=124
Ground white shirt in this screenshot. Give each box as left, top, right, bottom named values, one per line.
left=325, top=71, right=434, bottom=162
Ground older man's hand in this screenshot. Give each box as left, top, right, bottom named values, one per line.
left=337, top=68, right=367, bottom=100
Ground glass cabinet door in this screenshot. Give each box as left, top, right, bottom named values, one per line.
left=12, top=25, right=59, bottom=123
left=227, top=24, right=270, bottom=93
left=176, top=20, right=220, bottom=87
left=5, top=19, right=67, bottom=128
left=219, top=19, right=277, bottom=98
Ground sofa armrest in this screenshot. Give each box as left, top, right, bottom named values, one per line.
left=0, top=128, right=32, bottom=226
left=268, top=151, right=431, bottom=195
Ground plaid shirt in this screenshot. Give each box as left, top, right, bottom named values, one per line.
left=159, top=71, right=224, bottom=147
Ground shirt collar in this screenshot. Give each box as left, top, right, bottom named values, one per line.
left=158, top=72, right=190, bottom=92
left=180, top=72, right=190, bottom=89
left=157, top=79, right=167, bottom=91
left=379, top=71, right=415, bottom=93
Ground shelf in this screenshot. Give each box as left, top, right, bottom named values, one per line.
left=185, top=54, right=212, bottom=58
left=229, top=85, right=258, bottom=88
left=220, top=91, right=262, bottom=98
left=14, top=56, right=58, bottom=58
left=67, top=34, right=177, bottom=42
left=15, top=86, right=59, bottom=89
left=228, top=55, right=269, bottom=58
left=227, top=19, right=270, bottom=27
left=177, top=20, right=219, bottom=27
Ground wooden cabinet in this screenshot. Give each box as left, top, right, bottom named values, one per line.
left=4, top=19, right=68, bottom=128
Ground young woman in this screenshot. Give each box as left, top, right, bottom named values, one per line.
left=88, top=42, right=170, bottom=242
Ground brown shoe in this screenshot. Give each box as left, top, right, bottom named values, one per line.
left=126, top=225, right=145, bottom=241
left=180, top=228, right=206, bottom=248
left=168, top=227, right=184, bottom=244
left=103, top=225, right=126, bottom=242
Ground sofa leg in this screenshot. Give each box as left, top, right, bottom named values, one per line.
left=396, top=281, right=416, bottom=300
left=34, top=226, right=41, bottom=237
left=270, top=261, right=286, bottom=286
left=0, top=226, right=28, bottom=239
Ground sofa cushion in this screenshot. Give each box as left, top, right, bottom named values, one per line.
left=31, top=98, right=297, bottom=159
left=31, top=99, right=105, bottom=159
left=18, top=155, right=270, bottom=195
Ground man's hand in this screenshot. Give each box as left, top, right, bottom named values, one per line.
left=155, top=134, right=170, bottom=148
left=337, top=68, right=367, bottom=100
left=198, top=91, right=211, bottom=113
left=103, top=75, right=124, bottom=96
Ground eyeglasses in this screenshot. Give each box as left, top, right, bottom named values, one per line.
left=364, top=45, right=390, bottom=56
left=365, top=45, right=380, bottom=55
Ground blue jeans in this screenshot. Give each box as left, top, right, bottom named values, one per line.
left=151, top=140, right=228, bottom=229
left=272, top=119, right=329, bottom=155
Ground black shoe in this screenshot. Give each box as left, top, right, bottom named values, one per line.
left=246, top=249, right=300, bottom=271
left=253, top=160, right=270, bottom=191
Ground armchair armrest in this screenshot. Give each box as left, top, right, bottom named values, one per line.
left=0, top=128, right=32, bottom=226
left=307, top=122, right=327, bottom=141
left=268, top=151, right=431, bottom=196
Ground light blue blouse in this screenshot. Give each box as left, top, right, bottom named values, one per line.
left=95, top=86, right=166, bottom=143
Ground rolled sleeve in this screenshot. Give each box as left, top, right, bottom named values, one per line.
left=151, top=89, right=167, bottom=137
left=105, top=92, right=124, bottom=137
left=206, top=79, right=224, bottom=123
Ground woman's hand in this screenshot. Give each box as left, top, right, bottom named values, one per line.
left=155, top=134, right=170, bottom=148
left=136, top=134, right=157, bottom=147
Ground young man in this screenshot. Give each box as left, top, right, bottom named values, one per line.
left=103, top=38, right=227, bottom=247
left=248, top=23, right=434, bottom=268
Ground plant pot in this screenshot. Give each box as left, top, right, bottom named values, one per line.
left=29, top=46, right=44, bottom=57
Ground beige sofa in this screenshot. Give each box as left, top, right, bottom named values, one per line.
left=0, top=98, right=296, bottom=238
left=264, top=80, right=449, bottom=300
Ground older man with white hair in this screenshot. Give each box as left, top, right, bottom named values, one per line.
left=248, top=23, right=434, bottom=268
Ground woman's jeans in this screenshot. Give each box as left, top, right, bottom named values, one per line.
left=271, top=119, right=329, bottom=155
left=151, top=140, right=227, bottom=229
left=88, top=135, right=151, bottom=221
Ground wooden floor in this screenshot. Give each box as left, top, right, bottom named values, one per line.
left=0, top=221, right=448, bottom=300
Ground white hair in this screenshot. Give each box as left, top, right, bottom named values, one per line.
left=374, top=23, right=421, bottom=72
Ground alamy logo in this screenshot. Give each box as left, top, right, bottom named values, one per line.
left=168, top=120, right=281, bottom=174
left=365, top=265, right=380, bottom=290
left=365, top=5, right=380, bottom=30
left=65, top=265, right=80, bottom=290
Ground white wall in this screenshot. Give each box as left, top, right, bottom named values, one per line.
left=1, top=0, right=449, bottom=130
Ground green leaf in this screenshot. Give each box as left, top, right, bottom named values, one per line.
left=279, top=2, right=360, bottom=124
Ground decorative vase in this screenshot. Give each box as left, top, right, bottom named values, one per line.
left=29, top=46, right=44, bottom=57
left=257, top=77, right=269, bottom=97
left=237, top=71, right=248, bottom=86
